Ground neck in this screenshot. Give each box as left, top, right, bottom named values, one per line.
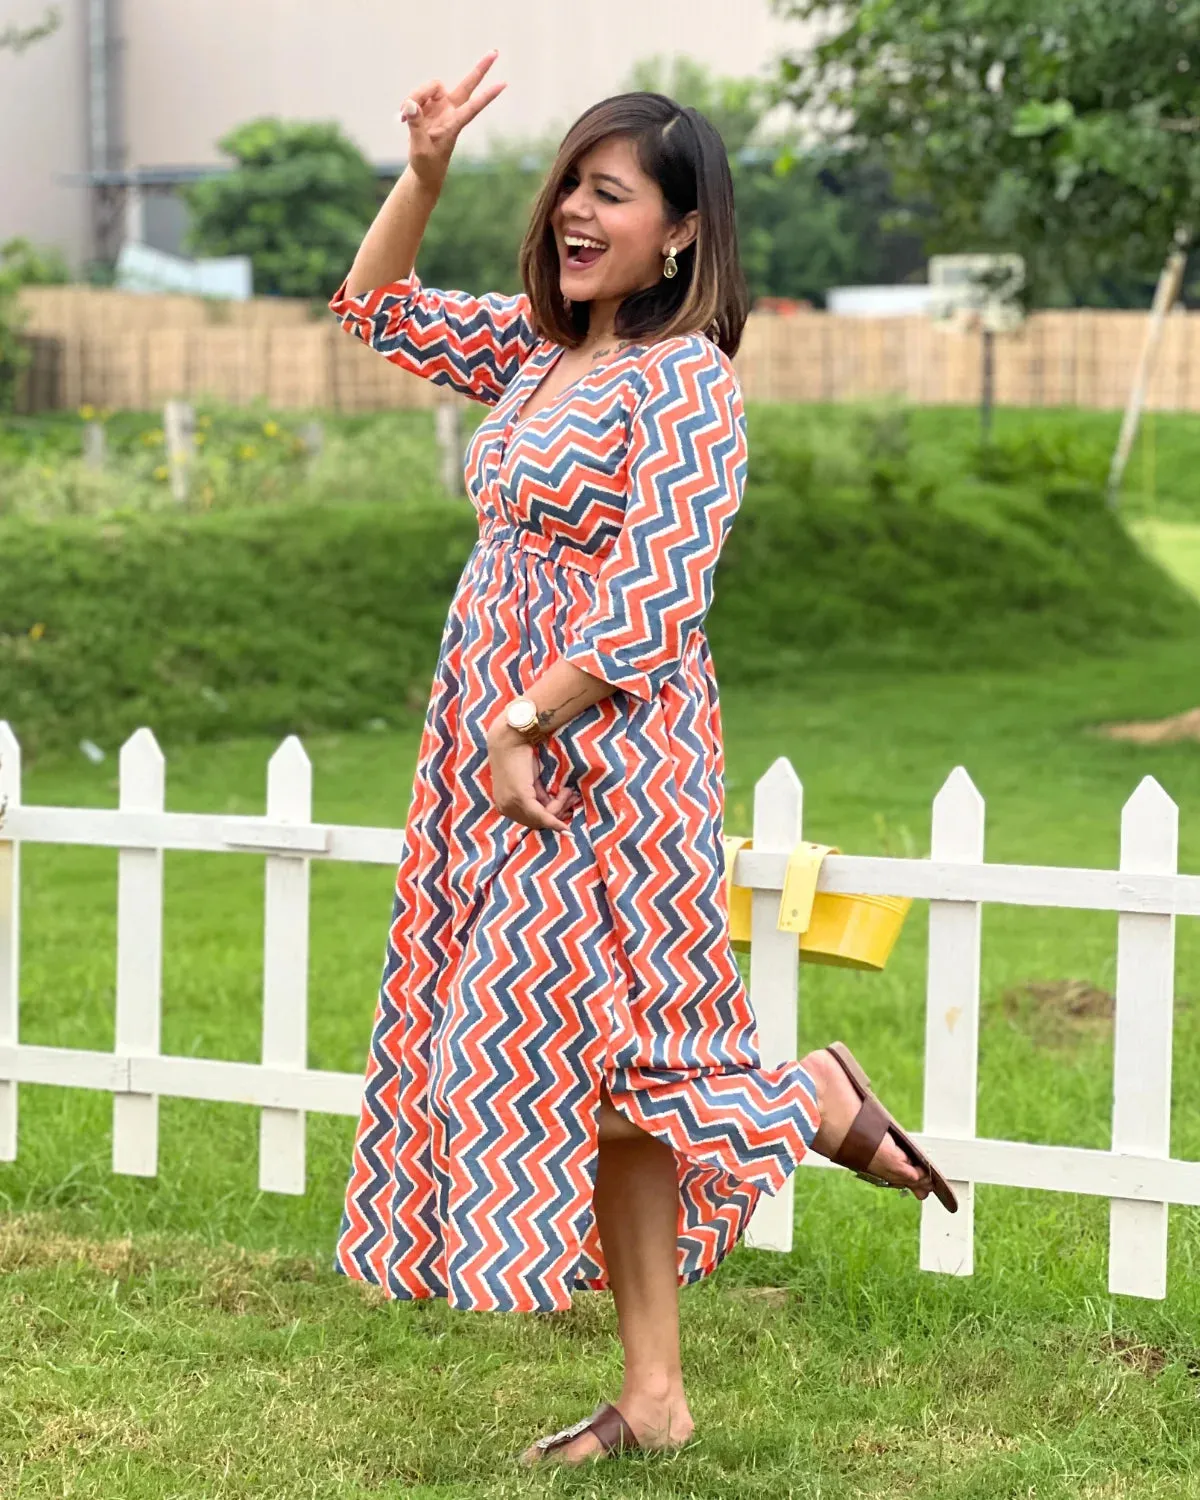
left=583, top=297, right=622, bottom=348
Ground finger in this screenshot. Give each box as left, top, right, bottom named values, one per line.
left=449, top=48, right=498, bottom=105
left=518, top=800, right=568, bottom=831
left=397, top=80, right=444, bottom=123
left=458, top=79, right=506, bottom=127
left=410, top=79, right=446, bottom=107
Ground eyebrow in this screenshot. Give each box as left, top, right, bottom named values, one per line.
left=590, top=171, right=632, bottom=192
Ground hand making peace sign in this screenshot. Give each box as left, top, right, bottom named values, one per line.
left=399, top=50, right=507, bottom=190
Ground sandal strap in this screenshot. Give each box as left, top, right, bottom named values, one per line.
left=531, top=1408, right=604, bottom=1455
left=588, top=1402, right=641, bottom=1455
left=831, top=1094, right=891, bottom=1176
left=530, top=1402, right=640, bottom=1458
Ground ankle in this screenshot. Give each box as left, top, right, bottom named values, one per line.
left=800, top=1048, right=833, bottom=1110
left=618, top=1366, right=686, bottom=1405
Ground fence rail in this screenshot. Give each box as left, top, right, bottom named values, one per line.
left=14, top=285, right=1200, bottom=414
left=0, top=719, right=1194, bottom=1299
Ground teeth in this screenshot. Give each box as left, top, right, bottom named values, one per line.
left=564, top=235, right=607, bottom=251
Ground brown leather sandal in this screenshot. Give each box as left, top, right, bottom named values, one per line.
left=826, top=1041, right=959, bottom=1215
left=520, top=1401, right=641, bottom=1464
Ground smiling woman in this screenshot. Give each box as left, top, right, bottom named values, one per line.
left=517, top=93, right=746, bottom=356
left=327, top=50, right=957, bottom=1474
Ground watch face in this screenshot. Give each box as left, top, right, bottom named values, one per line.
left=506, top=700, right=536, bottom=729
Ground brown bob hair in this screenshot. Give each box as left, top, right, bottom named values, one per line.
left=518, top=92, right=750, bottom=358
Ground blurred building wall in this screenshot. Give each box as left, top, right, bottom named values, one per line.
left=1, top=0, right=815, bottom=274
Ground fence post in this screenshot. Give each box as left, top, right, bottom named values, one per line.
left=1109, top=776, right=1178, bottom=1298
left=743, top=756, right=803, bottom=1253
left=113, top=729, right=166, bottom=1177
left=83, top=421, right=107, bottom=470
left=920, top=767, right=985, bottom=1274
left=163, top=399, right=195, bottom=503
left=259, top=736, right=312, bottom=1194
left=0, top=722, right=21, bottom=1161
left=434, top=400, right=464, bottom=496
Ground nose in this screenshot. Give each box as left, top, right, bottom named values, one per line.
left=558, top=181, right=589, bottom=221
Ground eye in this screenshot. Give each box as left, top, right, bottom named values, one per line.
left=596, top=189, right=619, bottom=204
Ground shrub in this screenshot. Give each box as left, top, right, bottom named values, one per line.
left=2, top=428, right=1196, bottom=756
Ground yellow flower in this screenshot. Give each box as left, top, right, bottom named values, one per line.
left=195, top=431, right=206, bottom=446
left=154, top=465, right=169, bottom=481
left=29, top=622, right=45, bottom=642
left=198, top=415, right=212, bottom=428
left=142, top=428, right=164, bottom=446
left=238, top=444, right=258, bottom=460
left=78, top=404, right=95, bottom=421
left=262, top=420, right=279, bottom=438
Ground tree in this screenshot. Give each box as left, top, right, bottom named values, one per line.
left=0, top=4, right=60, bottom=52
left=626, top=54, right=927, bottom=304
left=181, top=119, right=379, bottom=298
left=1, top=10, right=66, bottom=409
left=774, top=0, right=1200, bottom=306
left=417, top=138, right=557, bottom=296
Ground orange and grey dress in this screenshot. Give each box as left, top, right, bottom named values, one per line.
left=328, top=273, right=820, bottom=1313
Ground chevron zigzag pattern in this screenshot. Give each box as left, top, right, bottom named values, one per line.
left=328, top=276, right=821, bottom=1313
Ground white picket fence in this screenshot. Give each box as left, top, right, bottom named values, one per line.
left=1, top=719, right=1197, bottom=1300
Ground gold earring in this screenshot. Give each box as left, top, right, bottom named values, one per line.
left=662, top=245, right=678, bottom=280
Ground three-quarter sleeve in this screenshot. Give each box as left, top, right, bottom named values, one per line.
left=560, top=335, right=748, bottom=703
left=328, top=271, right=540, bottom=405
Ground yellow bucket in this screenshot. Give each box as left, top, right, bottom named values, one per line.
left=721, top=835, right=911, bottom=972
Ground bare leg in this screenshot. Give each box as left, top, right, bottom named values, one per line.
left=518, top=1087, right=695, bottom=1466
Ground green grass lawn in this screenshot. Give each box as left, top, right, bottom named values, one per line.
left=4, top=634, right=1200, bottom=1497
left=1131, top=518, right=1200, bottom=601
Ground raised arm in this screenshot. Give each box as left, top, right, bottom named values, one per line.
left=343, top=50, right=506, bottom=297
left=331, top=51, right=538, bottom=404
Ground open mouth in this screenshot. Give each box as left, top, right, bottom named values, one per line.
left=563, top=234, right=608, bottom=270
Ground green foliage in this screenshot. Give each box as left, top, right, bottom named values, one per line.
left=385, top=54, right=925, bottom=304
left=775, top=0, right=1200, bottom=306
left=0, top=236, right=71, bottom=413
left=0, top=235, right=70, bottom=286
left=415, top=141, right=553, bottom=297
left=3, top=409, right=1197, bottom=755
left=0, top=279, right=29, bottom=416
left=181, top=118, right=379, bottom=298
left=0, top=4, right=60, bottom=52
left=0, top=401, right=445, bottom=518
left=623, top=54, right=927, bottom=304
left=626, top=53, right=767, bottom=153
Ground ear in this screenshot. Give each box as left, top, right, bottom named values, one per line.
left=664, top=210, right=699, bottom=255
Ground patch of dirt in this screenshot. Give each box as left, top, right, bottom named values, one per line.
left=1002, top=978, right=1114, bottom=1045
left=723, top=1285, right=791, bottom=1308
left=1099, top=1333, right=1200, bottom=1379
left=1101, top=1333, right=1170, bottom=1377
left=1096, top=706, right=1200, bottom=744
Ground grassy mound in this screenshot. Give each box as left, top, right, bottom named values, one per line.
left=2, top=407, right=1197, bottom=756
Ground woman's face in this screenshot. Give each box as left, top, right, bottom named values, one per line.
left=550, top=134, right=696, bottom=313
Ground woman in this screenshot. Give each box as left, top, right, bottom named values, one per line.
left=329, top=50, right=956, bottom=1469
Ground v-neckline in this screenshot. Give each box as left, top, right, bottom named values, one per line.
left=506, top=343, right=570, bottom=436
left=502, top=339, right=645, bottom=450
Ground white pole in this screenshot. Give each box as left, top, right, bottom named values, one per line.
left=163, top=400, right=195, bottom=504
left=1106, top=228, right=1191, bottom=507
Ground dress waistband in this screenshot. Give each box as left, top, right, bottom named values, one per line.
left=477, top=517, right=603, bottom=577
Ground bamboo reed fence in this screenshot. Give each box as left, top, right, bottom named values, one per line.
left=12, top=284, right=1200, bottom=414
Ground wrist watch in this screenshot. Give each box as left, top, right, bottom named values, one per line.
left=503, top=695, right=548, bottom=746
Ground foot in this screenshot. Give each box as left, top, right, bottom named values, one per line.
left=518, top=1386, right=695, bottom=1467
left=802, top=1048, right=932, bottom=1199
